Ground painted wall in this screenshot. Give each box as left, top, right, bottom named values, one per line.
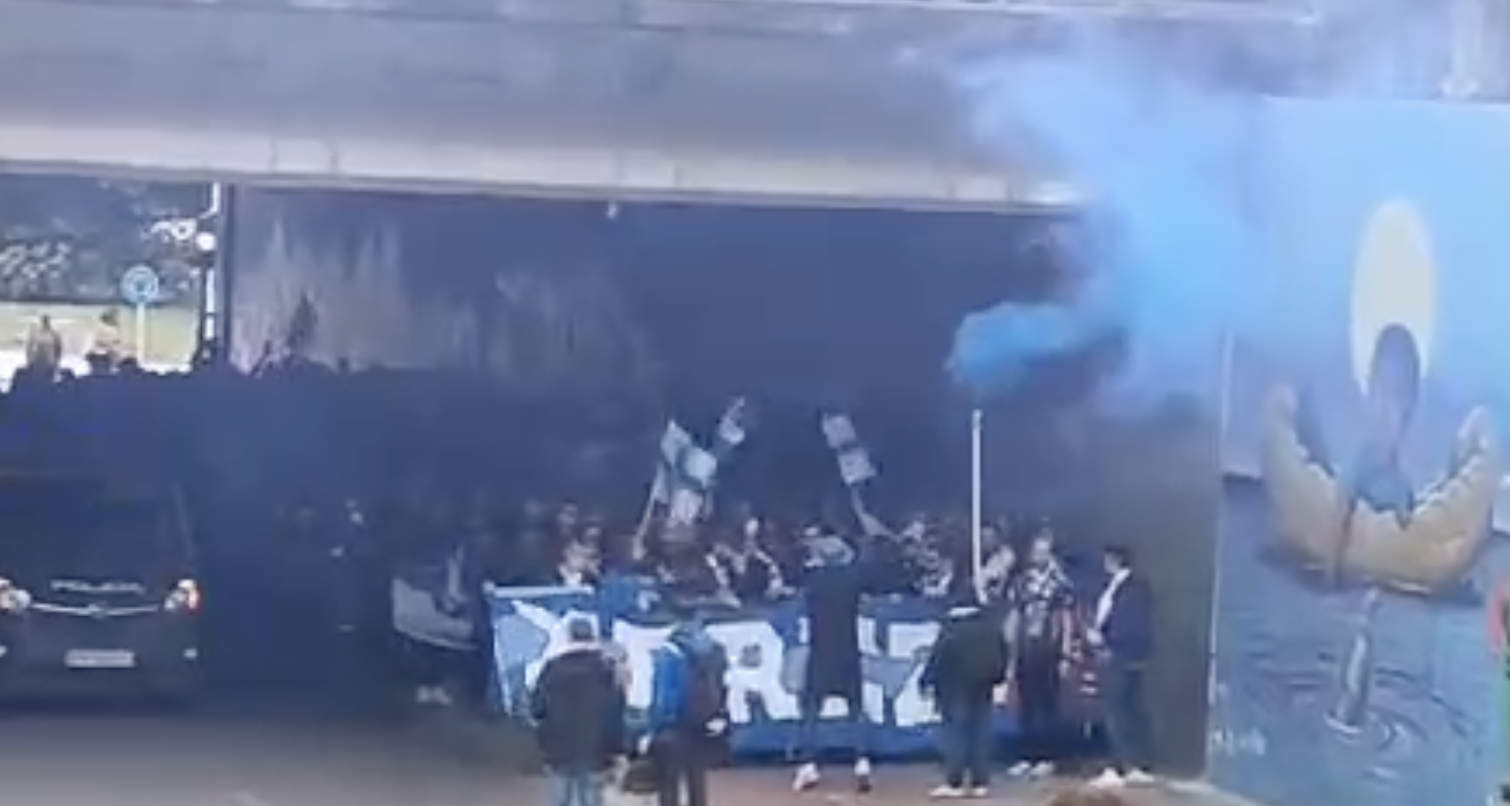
left=1211, top=99, right=1510, bottom=806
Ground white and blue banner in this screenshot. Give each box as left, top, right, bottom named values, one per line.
left=487, top=577, right=1021, bottom=757
left=392, top=550, right=476, bottom=652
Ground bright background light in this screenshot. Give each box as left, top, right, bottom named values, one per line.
left=1349, top=198, right=1438, bottom=394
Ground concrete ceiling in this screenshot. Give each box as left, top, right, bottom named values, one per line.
left=0, top=0, right=1306, bottom=205
left=0, top=0, right=1040, bottom=162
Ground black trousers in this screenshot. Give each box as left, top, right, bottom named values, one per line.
left=652, top=733, right=709, bottom=806
left=939, top=691, right=994, bottom=788
left=1100, top=660, right=1153, bottom=773
left=1015, top=646, right=1063, bottom=764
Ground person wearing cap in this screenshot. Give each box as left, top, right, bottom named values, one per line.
left=920, top=584, right=1011, bottom=799
left=531, top=617, right=626, bottom=806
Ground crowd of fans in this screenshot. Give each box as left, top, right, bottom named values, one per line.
left=0, top=328, right=1112, bottom=716
left=0, top=326, right=1119, bottom=623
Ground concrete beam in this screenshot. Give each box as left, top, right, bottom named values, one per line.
left=0, top=0, right=1099, bottom=208
left=0, top=118, right=1080, bottom=210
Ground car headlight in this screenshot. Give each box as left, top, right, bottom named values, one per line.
left=164, top=579, right=201, bottom=613
left=0, top=579, right=31, bottom=613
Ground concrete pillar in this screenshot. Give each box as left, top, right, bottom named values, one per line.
left=1441, top=0, right=1508, bottom=98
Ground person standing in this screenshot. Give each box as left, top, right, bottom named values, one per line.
left=1006, top=528, right=1075, bottom=779
left=792, top=530, right=873, bottom=793
left=24, top=314, right=62, bottom=378
left=921, top=588, right=1011, bottom=799
left=86, top=308, right=122, bottom=373
left=531, top=617, right=626, bottom=806
left=644, top=612, right=728, bottom=806
left=1087, top=545, right=1156, bottom=788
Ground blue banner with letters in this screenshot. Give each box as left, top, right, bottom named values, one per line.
left=487, top=578, right=1027, bottom=757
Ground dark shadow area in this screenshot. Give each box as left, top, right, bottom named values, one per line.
left=0, top=183, right=1216, bottom=778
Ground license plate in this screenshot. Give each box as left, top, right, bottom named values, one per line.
left=65, top=650, right=136, bottom=669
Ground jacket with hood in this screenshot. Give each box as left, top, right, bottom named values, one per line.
left=646, top=623, right=723, bottom=737
left=920, top=603, right=1010, bottom=706
left=531, top=645, right=626, bottom=771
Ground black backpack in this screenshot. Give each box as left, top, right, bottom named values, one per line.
left=682, top=643, right=729, bottom=732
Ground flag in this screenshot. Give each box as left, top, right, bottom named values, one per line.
left=647, top=399, right=753, bottom=526
left=668, top=443, right=719, bottom=526
left=650, top=421, right=697, bottom=503
left=821, top=413, right=876, bottom=486
left=648, top=420, right=720, bottom=527
left=712, top=397, right=750, bottom=458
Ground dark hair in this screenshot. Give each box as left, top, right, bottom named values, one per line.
left=1103, top=544, right=1134, bottom=569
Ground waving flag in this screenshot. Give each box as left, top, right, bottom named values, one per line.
left=822, top=413, right=876, bottom=486
left=713, top=398, right=750, bottom=458
left=667, top=443, right=719, bottom=526
left=646, top=398, right=751, bottom=526
left=650, top=421, right=697, bottom=504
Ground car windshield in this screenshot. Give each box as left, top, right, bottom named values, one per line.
left=0, top=477, right=173, bottom=577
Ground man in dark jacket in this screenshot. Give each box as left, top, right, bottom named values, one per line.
left=921, top=588, right=1011, bottom=798
left=1087, top=544, right=1155, bottom=789
left=792, top=530, right=873, bottom=793
left=532, top=617, right=626, bottom=806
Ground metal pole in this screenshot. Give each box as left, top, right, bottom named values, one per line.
left=1217, top=333, right=1236, bottom=447
left=214, top=185, right=237, bottom=360
left=970, top=408, right=984, bottom=596
left=1208, top=332, right=1237, bottom=730
left=134, top=303, right=147, bottom=362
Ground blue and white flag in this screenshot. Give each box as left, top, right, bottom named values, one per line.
left=650, top=421, right=697, bottom=504
left=822, top=413, right=876, bottom=486
left=648, top=399, right=751, bottom=525
left=712, top=397, right=750, bottom=458
left=668, top=443, right=719, bottom=526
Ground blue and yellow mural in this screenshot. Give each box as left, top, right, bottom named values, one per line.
left=1212, top=99, right=1510, bottom=806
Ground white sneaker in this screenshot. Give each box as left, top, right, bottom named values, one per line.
left=793, top=763, right=821, bottom=792
left=1124, top=769, right=1157, bottom=786
left=854, top=758, right=873, bottom=793
left=967, top=787, right=990, bottom=798
left=1006, top=762, right=1033, bottom=777
left=930, top=785, right=966, bottom=799
left=1088, top=769, right=1126, bottom=789
left=1030, top=762, right=1056, bottom=778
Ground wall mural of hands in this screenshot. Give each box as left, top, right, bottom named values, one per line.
left=1262, top=385, right=1498, bottom=595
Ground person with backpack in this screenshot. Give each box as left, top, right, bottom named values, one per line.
left=531, top=617, right=626, bottom=806
left=920, top=586, right=1011, bottom=799
left=643, top=610, right=729, bottom=806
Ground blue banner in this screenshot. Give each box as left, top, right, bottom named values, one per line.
left=487, top=579, right=1033, bottom=757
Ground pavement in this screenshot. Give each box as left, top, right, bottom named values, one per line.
left=0, top=707, right=1264, bottom=806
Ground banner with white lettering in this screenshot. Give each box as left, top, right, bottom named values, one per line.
left=486, top=579, right=1093, bottom=757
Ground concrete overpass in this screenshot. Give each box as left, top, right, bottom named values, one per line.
left=0, top=0, right=1306, bottom=210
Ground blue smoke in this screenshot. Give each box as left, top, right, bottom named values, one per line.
left=946, top=42, right=1260, bottom=410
